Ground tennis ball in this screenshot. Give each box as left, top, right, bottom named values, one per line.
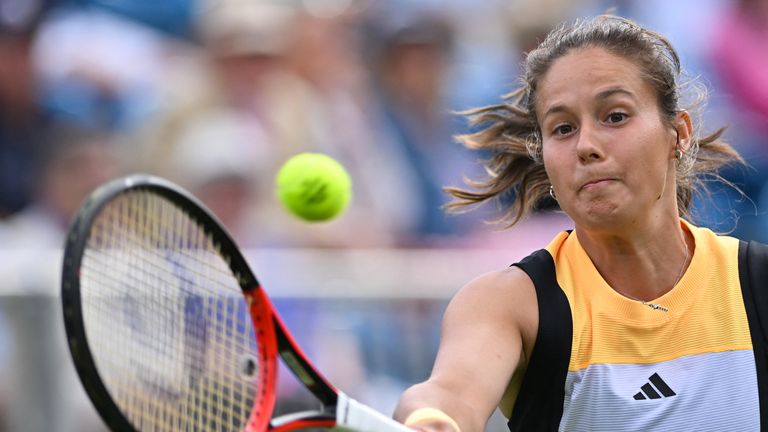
left=275, top=153, right=352, bottom=222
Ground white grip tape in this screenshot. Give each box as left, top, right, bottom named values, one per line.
left=335, top=392, right=413, bottom=431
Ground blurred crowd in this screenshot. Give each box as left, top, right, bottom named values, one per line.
left=0, top=0, right=766, bottom=430
left=0, top=0, right=508, bottom=252
left=2, top=0, right=767, bottom=249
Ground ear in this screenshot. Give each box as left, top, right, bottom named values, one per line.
left=672, top=110, right=693, bottom=154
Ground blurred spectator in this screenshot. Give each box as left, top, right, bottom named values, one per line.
left=366, top=13, right=483, bottom=245
left=31, top=5, right=192, bottom=131
left=0, top=122, right=123, bottom=247
left=161, top=108, right=273, bottom=244
left=277, top=6, right=420, bottom=245
left=0, top=0, right=50, bottom=219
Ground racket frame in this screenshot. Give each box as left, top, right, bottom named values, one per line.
left=62, top=175, right=340, bottom=431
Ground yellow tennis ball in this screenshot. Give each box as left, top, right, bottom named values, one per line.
left=276, top=153, right=352, bottom=222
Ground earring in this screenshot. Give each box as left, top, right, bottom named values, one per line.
left=674, top=148, right=683, bottom=161
left=549, top=185, right=557, bottom=200
left=674, top=130, right=683, bottom=161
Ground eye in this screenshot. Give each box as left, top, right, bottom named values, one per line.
left=606, top=112, right=628, bottom=124
left=553, top=124, right=575, bottom=136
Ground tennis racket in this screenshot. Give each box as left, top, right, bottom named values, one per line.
left=61, top=174, right=413, bottom=431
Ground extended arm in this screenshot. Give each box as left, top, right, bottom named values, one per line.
left=394, top=267, right=538, bottom=432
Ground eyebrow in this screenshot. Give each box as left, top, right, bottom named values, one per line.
left=541, top=87, right=637, bottom=120
left=596, top=87, right=636, bottom=101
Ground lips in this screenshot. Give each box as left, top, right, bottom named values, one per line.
left=580, top=177, right=618, bottom=190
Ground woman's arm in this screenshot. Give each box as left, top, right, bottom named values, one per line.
left=394, top=266, right=538, bottom=432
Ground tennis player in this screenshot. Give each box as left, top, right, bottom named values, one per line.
left=395, top=15, right=768, bottom=432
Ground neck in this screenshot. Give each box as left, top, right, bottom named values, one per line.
left=575, top=217, right=692, bottom=302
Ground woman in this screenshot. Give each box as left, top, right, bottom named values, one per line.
left=394, top=15, right=768, bottom=432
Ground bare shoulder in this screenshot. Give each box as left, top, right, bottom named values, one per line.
left=446, top=265, right=538, bottom=339
left=451, top=265, right=536, bottom=310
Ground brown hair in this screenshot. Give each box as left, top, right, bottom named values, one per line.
left=445, top=15, right=744, bottom=227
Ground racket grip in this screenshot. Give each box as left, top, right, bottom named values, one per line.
left=335, top=392, right=414, bottom=432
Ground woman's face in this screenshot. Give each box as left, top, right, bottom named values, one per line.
left=536, top=46, right=679, bottom=232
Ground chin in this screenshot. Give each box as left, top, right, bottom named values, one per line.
left=570, top=201, right=626, bottom=230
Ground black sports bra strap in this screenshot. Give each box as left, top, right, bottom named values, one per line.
left=738, top=240, right=768, bottom=429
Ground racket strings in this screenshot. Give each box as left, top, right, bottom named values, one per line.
left=80, top=190, right=261, bottom=431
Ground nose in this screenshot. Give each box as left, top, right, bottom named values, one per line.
left=575, top=124, right=605, bottom=163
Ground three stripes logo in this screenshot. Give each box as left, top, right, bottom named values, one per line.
left=633, top=373, right=676, bottom=400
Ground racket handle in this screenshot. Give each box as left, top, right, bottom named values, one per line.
left=336, top=393, right=414, bottom=432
